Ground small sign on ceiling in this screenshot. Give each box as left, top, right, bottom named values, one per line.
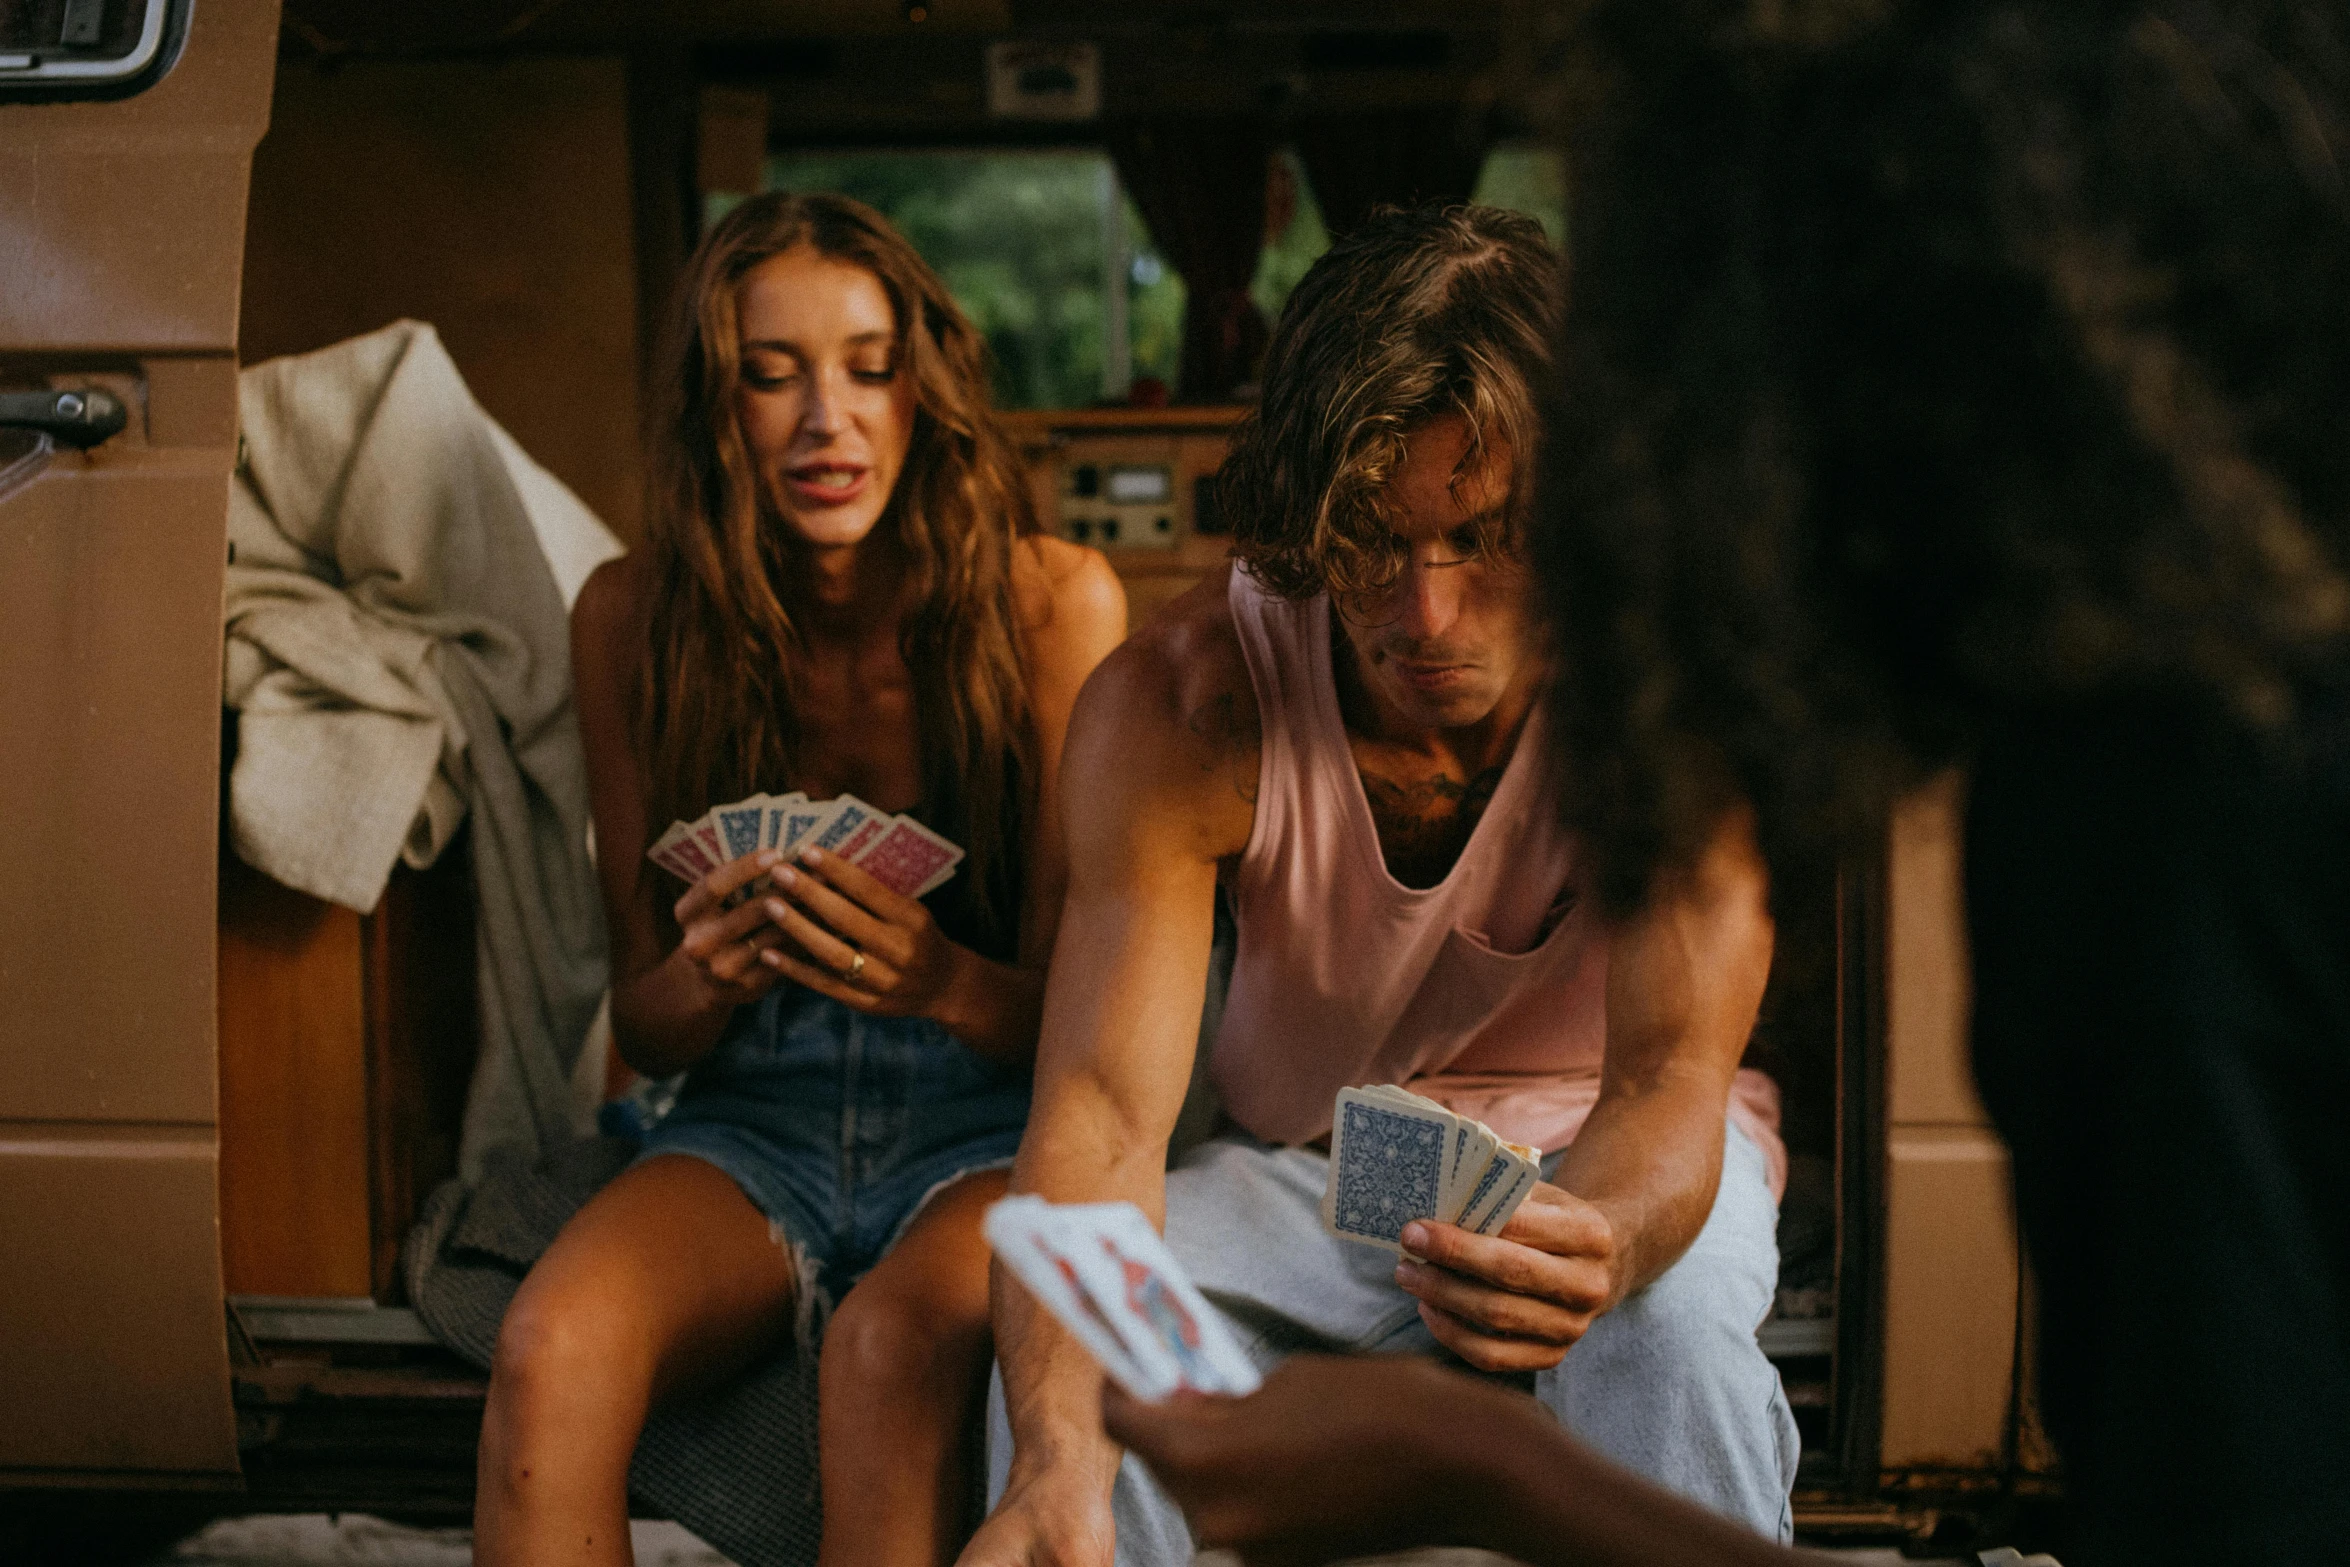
left=985, top=41, right=1100, bottom=121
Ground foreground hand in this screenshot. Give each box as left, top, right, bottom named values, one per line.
left=757, top=845, right=962, bottom=1016
left=672, top=849, right=792, bottom=1006
left=955, top=1462, right=1118, bottom=1567
left=1102, top=1356, right=1549, bottom=1567
left=1393, top=1183, right=1618, bottom=1372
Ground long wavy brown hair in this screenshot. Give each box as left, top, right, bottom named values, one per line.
left=638, top=191, right=1037, bottom=936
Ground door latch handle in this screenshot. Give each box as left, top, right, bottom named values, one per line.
left=0, top=387, right=128, bottom=448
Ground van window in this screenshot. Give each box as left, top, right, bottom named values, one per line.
left=730, top=139, right=1569, bottom=411
left=739, top=149, right=1185, bottom=412
left=1251, top=147, right=1330, bottom=331
left=1246, top=140, right=1571, bottom=334
left=0, top=0, right=187, bottom=99
left=1473, top=143, right=1570, bottom=247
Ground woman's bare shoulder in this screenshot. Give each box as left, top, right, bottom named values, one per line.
left=575, top=553, right=650, bottom=635
left=1013, top=534, right=1127, bottom=663
left=572, top=554, right=651, bottom=687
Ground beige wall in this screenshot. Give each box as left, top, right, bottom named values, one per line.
left=1879, top=774, right=2021, bottom=1471
left=241, top=56, right=646, bottom=542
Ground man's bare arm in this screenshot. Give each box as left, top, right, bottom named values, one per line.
left=1559, top=807, right=1774, bottom=1299
left=1395, top=808, right=1775, bottom=1367
left=963, top=583, right=1259, bottom=1567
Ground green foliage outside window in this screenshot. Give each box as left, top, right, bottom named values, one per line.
left=754, top=151, right=1183, bottom=411
left=1250, top=148, right=1331, bottom=333
left=1472, top=144, right=1570, bottom=247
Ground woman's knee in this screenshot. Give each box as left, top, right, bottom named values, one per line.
left=490, top=1277, right=656, bottom=1428
left=821, top=1274, right=989, bottom=1400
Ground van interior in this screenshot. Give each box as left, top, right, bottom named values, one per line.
left=0, top=1, right=2046, bottom=1557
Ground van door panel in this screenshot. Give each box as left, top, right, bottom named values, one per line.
left=0, top=0, right=280, bottom=1479
left=0, top=448, right=237, bottom=1127
left=0, top=1131, right=235, bottom=1471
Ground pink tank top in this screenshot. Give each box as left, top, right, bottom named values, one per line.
left=1210, top=571, right=1785, bottom=1195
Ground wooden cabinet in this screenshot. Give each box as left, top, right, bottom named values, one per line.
left=218, top=829, right=476, bottom=1303
left=1003, top=405, right=1243, bottom=625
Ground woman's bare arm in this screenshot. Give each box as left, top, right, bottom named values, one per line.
left=573, top=557, right=790, bottom=1077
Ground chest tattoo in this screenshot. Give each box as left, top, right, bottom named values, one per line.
left=1358, top=762, right=1507, bottom=888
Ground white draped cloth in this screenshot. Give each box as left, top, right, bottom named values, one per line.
left=223, top=319, right=621, bottom=1176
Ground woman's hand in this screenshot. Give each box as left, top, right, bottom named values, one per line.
left=758, top=845, right=965, bottom=1019
left=670, top=849, right=795, bottom=1009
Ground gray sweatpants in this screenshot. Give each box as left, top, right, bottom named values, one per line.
left=986, top=1120, right=1799, bottom=1561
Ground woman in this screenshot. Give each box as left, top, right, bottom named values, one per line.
left=475, top=191, right=1125, bottom=1567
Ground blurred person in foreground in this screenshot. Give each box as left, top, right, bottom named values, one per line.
left=1103, top=3, right=2350, bottom=1565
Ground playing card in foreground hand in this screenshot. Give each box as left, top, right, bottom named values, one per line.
left=985, top=1196, right=1261, bottom=1402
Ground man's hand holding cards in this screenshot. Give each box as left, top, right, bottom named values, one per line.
left=1322, top=1085, right=1625, bottom=1374
left=985, top=1196, right=1261, bottom=1403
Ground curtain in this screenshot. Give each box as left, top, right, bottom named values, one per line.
left=1109, top=118, right=1273, bottom=404
left=1292, top=108, right=1492, bottom=241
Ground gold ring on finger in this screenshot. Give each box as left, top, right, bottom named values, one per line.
left=844, top=949, right=866, bottom=983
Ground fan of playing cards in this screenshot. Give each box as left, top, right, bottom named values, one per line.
left=646, top=791, right=965, bottom=901
left=984, top=1196, right=1262, bottom=1403
left=1321, top=1085, right=1543, bottom=1253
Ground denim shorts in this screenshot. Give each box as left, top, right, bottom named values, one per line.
left=635, top=984, right=1030, bottom=1336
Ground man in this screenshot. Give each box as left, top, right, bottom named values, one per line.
left=961, top=205, right=1798, bottom=1567
left=1092, top=5, right=2350, bottom=1567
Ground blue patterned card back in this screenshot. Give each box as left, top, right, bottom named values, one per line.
left=1327, top=1098, right=1448, bottom=1249
left=812, top=799, right=875, bottom=851
left=716, top=802, right=766, bottom=861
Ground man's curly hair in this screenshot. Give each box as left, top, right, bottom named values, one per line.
left=1223, top=204, right=1563, bottom=605
left=1540, top=0, right=2350, bottom=914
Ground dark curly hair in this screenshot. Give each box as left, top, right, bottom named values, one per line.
left=1223, top=204, right=1562, bottom=604
left=1539, top=0, right=2350, bottom=914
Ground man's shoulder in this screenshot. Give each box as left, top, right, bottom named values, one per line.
left=1092, top=564, right=1256, bottom=731
left=1069, top=564, right=1263, bottom=829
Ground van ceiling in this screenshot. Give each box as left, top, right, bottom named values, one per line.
left=277, top=1, right=1509, bottom=55
left=277, top=0, right=1530, bottom=129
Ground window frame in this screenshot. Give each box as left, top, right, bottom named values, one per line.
left=0, top=0, right=192, bottom=103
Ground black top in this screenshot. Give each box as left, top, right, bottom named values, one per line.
left=1966, top=681, right=2350, bottom=1565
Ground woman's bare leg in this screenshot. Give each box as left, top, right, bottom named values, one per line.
left=475, top=1155, right=801, bottom=1567
left=816, top=1168, right=1008, bottom=1567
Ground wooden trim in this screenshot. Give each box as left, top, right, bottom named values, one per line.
left=1000, top=404, right=1248, bottom=440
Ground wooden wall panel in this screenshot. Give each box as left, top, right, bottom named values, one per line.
left=240, top=55, right=646, bottom=543
left=217, top=839, right=480, bottom=1304
left=363, top=846, right=478, bottom=1298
